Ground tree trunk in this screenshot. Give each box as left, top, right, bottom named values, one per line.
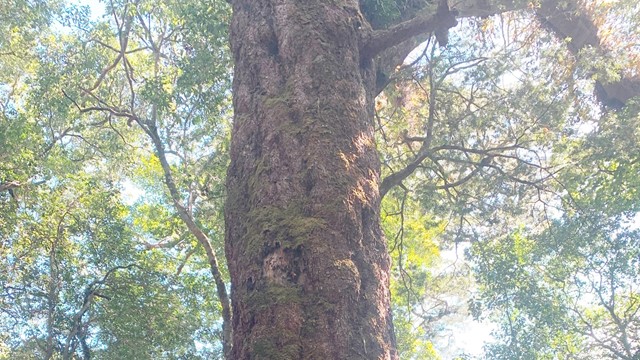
left=225, top=0, right=397, bottom=358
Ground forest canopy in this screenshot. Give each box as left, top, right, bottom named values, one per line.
left=0, top=0, right=639, bottom=359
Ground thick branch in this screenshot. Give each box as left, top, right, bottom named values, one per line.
left=380, top=150, right=431, bottom=198
left=380, top=63, right=440, bottom=197
left=361, top=4, right=458, bottom=61
left=374, top=0, right=529, bottom=94
left=537, top=0, right=640, bottom=106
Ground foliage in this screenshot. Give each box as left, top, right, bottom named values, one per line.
left=472, top=102, right=640, bottom=359
left=375, top=7, right=640, bottom=358
left=1, top=0, right=232, bottom=358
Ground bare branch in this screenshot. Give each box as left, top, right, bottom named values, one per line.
left=176, top=246, right=198, bottom=276
left=140, top=233, right=186, bottom=250
left=434, top=157, right=490, bottom=190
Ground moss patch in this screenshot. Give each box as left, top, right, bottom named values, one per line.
left=247, top=285, right=303, bottom=359
left=252, top=337, right=301, bottom=359
left=246, top=284, right=302, bottom=311
left=245, top=202, right=327, bottom=255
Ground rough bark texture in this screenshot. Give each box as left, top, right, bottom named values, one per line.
left=225, top=0, right=397, bottom=358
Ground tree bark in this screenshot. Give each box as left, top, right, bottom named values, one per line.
left=225, top=0, right=397, bottom=358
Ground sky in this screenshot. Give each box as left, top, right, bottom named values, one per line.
left=69, top=0, right=104, bottom=21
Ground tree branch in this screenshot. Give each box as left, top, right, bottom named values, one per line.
left=63, top=264, right=139, bottom=360
left=380, top=150, right=431, bottom=198
left=145, top=123, right=233, bottom=358
left=360, top=2, right=458, bottom=61
left=536, top=0, right=640, bottom=106
left=373, top=0, right=530, bottom=94
left=0, top=181, right=21, bottom=193
left=69, top=23, right=234, bottom=356
left=434, top=157, right=490, bottom=190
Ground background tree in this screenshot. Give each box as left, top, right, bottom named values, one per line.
left=47, top=0, right=235, bottom=353
left=374, top=3, right=640, bottom=357
left=1, top=0, right=233, bottom=358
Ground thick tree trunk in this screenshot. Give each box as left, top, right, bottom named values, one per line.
left=225, top=0, right=397, bottom=358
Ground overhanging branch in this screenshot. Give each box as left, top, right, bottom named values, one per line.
left=360, top=2, right=458, bottom=61
left=145, top=123, right=233, bottom=358
left=536, top=0, right=640, bottom=106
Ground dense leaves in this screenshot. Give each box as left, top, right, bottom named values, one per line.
left=374, top=8, right=640, bottom=359
left=1, top=0, right=231, bottom=358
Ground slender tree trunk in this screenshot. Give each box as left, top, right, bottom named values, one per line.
left=145, top=124, right=233, bottom=357
left=225, top=0, right=397, bottom=358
